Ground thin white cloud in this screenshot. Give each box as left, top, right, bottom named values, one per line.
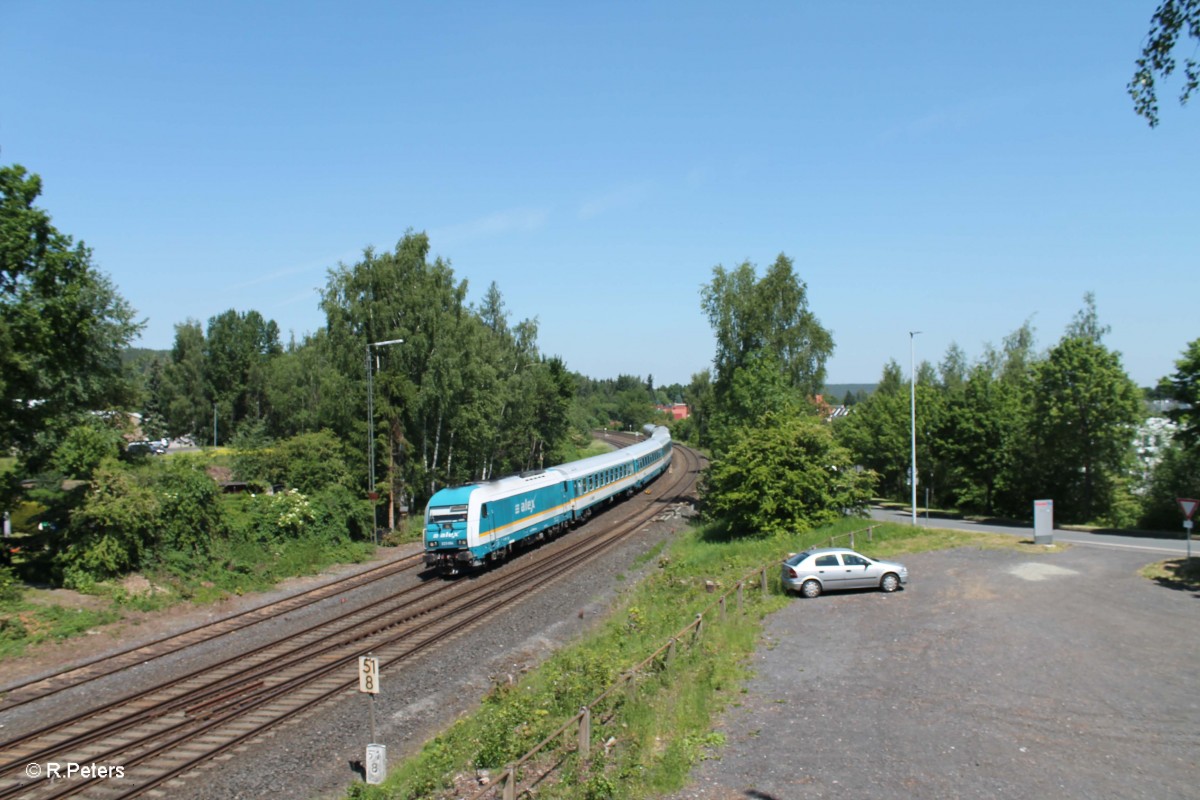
left=228, top=254, right=340, bottom=291
left=578, top=183, right=652, bottom=220
left=881, top=91, right=1026, bottom=141
left=431, top=208, right=549, bottom=244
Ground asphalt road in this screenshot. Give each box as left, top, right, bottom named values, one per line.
left=870, top=506, right=1194, bottom=558
left=666, top=536, right=1198, bottom=799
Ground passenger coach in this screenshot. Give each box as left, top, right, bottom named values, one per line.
left=424, top=426, right=672, bottom=573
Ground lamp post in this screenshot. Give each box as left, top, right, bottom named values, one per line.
left=909, top=330, right=922, bottom=526
left=367, top=338, right=404, bottom=543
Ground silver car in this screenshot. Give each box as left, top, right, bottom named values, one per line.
left=781, top=547, right=908, bottom=598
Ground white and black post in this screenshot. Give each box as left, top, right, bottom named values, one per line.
left=359, top=654, right=385, bottom=785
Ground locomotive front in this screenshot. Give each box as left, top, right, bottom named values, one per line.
left=423, top=485, right=476, bottom=572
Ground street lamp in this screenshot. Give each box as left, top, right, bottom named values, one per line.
left=367, top=338, right=404, bottom=543
left=909, top=330, right=922, bottom=526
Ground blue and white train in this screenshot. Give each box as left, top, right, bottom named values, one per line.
left=423, top=426, right=673, bottom=573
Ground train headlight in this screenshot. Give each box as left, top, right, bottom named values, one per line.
left=457, top=539, right=467, bottom=546
left=427, top=540, right=437, bottom=548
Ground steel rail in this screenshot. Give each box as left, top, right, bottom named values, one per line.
left=1, top=443, right=700, bottom=799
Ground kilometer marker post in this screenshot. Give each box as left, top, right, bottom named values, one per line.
left=358, top=654, right=385, bottom=785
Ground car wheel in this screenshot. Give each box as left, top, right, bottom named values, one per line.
left=880, top=573, right=899, bottom=593
left=800, top=579, right=821, bottom=598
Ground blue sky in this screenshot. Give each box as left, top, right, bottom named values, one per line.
left=2, top=1, right=1194, bottom=389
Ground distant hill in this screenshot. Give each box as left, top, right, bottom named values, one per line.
left=122, top=348, right=169, bottom=379
left=821, top=384, right=876, bottom=404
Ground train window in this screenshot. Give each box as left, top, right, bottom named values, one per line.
left=481, top=503, right=488, bottom=518
left=430, top=505, right=468, bottom=523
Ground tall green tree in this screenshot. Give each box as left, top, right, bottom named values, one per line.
left=203, top=308, right=282, bottom=441
left=938, top=362, right=1025, bottom=513
left=938, top=342, right=968, bottom=393
left=139, top=360, right=170, bottom=440
left=1158, top=337, right=1200, bottom=450
left=319, top=232, right=572, bottom=512
left=264, top=330, right=355, bottom=440
left=1024, top=334, right=1141, bottom=523
left=1139, top=439, right=1200, bottom=529
left=0, top=165, right=142, bottom=464
left=1129, top=0, right=1200, bottom=126
left=701, top=254, right=834, bottom=401
left=834, top=360, right=910, bottom=497
left=679, top=370, right=713, bottom=447
left=161, top=320, right=210, bottom=443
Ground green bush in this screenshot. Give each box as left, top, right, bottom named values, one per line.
left=51, top=418, right=125, bottom=479
left=0, top=564, right=22, bottom=603
left=0, top=613, right=29, bottom=643
left=473, top=685, right=543, bottom=769
left=233, top=430, right=354, bottom=495
left=60, top=457, right=226, bottom=584
left=703, top=412, right=876, bottom=536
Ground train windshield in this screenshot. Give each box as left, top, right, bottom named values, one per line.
left=428, top=505, right=468, bottom=523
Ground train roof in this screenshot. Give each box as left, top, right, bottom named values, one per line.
left=424, top=426, right=671, bottom=507
left=427, top=468, right=565, bottom=507
left=553, top=426, right=670, bottom=480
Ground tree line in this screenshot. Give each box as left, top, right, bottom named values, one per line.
left=6, top=159, right=1195, bottom=583
left=674, top=264, right=1196, bottom=537
left=2, top=164, right=672, bottom=541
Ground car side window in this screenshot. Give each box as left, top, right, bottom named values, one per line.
left=843, top=554, right=867, bottom=566
left=814, top=554, right=839, bottom=567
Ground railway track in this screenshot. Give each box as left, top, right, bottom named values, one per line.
left=0, top=441, right=703, bottom=799
left=0, top=552, right=425, bottom=715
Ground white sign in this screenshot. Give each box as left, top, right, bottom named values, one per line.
left=365, top=743, right=386, bottom=785
left=358, top=656, right=380, bottom=694
left=1177, top=498, right=1198, bottom=521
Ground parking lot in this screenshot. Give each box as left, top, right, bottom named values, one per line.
left=669, top=544, right=1199, bottom=799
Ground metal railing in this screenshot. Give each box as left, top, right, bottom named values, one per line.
left=467, top=564, right=773, bottom=800
left=825, top=524, right=876, bottom=549
left=466, top=524, right=881, bottom=799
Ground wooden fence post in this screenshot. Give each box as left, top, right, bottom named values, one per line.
left=502, top=764, right=516, bottom=800
left=760, top=567, right=768, bottom=597
left=736, top=581, right=744, bottom=612
left=579, top=706, right=591, bottom=760
left=693, top=613, right=703, bottom=642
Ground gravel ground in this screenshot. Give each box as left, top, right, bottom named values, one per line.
left=130, top=507, right=693, bottom=800
left=661, top=545, right=1199, bottom=800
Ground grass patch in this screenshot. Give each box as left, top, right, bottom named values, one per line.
left=559, top=437, right=618, bottom=463
left=0, top=533, right=375, bottom=665
left=353, top=519, right=1046, bottom=799
left=1139, top=557, right=1200, bottom=591
left=0, top=601, right=121, bottom=660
